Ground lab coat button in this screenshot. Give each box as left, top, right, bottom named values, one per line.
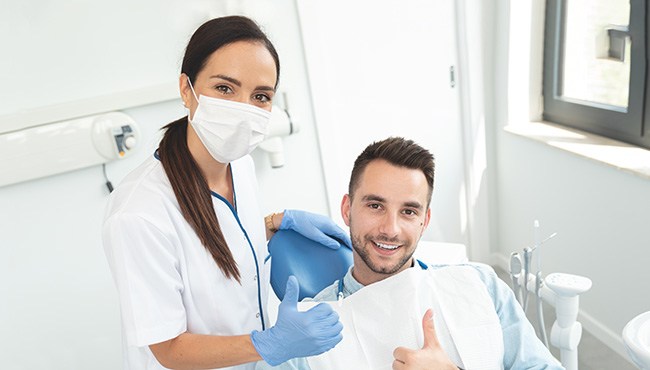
left=256, top=312, right=260, bottom=318
left=253, top=275, right=258, bottom=281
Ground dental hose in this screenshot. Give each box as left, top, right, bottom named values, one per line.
left=536, top=271, right=549, bottom=347
left=522, top=247, right=532, bottom=313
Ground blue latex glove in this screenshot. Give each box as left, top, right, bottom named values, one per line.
left=251, top=276, right=343, bottom=366
left=280, top=209, right=352, bottom=250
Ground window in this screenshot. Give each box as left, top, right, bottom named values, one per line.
left=543, top=0, right=650, bottom=149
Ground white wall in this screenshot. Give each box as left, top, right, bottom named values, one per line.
left=297, top=0, right=471, bottom=248
left=488, top=0, right=650, bottom=358
left=0, top=0, right=210, bottom=132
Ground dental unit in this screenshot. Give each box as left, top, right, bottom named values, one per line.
left=509, top=221, right=592, bottom=370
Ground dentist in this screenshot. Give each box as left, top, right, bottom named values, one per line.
left=103, top=16, right=345, bottom=370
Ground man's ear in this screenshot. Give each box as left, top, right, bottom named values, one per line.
left=341, top=194, right=351, bottom=227
left=421, top=207, right=431, bottom=235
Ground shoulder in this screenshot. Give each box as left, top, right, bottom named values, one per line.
left=427, top=262, right=497, bottom=280
left=105, top=156, right=174, bottom=216
left=426, top=262, right=515, bottom=313
left=426, top=262, right=503, bottom=294
left=103, top=156, right=180, bottom=237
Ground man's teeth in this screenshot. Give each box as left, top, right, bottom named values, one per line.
left=375, top=242, right=399, bottom=250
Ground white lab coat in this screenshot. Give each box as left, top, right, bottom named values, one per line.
left=103, top=154, right=269, bottom=370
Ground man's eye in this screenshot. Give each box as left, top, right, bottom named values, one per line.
left=403, top=209, right=417, bottom=216
left=369, top=203, right=380, bottom=209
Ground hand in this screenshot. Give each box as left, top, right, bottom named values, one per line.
left=280, top=209, right=352, bottom=250
left=392, top=309, right=457, bottom=370
left=251, top=276, right=343, bottom=366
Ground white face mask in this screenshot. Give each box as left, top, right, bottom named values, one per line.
left=186, top=77, right=271, bottom=163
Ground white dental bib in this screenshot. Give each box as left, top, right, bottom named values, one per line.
left=299, top=266, right=504, bottom=370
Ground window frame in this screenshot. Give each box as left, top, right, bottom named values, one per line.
left=542, top=0, right=650, bottom=149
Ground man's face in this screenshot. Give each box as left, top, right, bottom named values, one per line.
left=341, top=159, right=431, bottom=285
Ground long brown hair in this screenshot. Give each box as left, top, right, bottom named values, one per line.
left=158, top=16, right=280, bottom=282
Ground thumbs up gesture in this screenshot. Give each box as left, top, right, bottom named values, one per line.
left=251, top=276, right=343, bottom=366
left=392, top=309, right=458, bottom=370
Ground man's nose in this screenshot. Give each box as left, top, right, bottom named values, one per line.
left=378, top=212, right=400, bottom=237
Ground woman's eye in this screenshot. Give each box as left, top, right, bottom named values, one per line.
left=254, top=93, right=271, bottom=103
left=215, top=85, right=233, bottom=94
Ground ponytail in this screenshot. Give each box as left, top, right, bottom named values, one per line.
left=158, top=118, right=241, bottom=282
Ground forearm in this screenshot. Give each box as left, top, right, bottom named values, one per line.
left=264, top=212, right=283, bottom=240
left=150, top=332, right=262, bottom=370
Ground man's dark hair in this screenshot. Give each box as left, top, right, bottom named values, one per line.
left=348, top=137, right=435, bottom=204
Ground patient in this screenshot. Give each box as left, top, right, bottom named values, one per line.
left=259, top=137, right=563, bottom=369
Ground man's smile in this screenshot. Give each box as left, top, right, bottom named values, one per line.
left=373, top=241, right=401, bottom=250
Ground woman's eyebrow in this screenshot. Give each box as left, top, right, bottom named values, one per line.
left=210, top=74, right=275, bottom=92
left=210, top=74, right=241, bottom=86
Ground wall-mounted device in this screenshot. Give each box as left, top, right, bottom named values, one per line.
left=256, top=93, right=300, bottom=168
left=257, top=106, right=299, bottom=168
left=0, top=112, right=139, bottom=187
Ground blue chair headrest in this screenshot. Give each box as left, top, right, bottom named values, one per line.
left=268, top=229, right=353, bottom=301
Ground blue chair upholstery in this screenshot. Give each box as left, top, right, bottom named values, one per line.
left=267, top=229, right=353, bottom=301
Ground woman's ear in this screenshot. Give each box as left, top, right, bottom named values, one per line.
left=179, top=73, right=191, bottom=108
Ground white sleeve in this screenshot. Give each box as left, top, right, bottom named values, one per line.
left=103, top=212, right=187, bottom=347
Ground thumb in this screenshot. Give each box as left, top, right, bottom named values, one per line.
left=324, top=228, right=352, bottom=250
left=421, top=309, right=440, bottom=349
left=321, top=234, right=342, bottom=250
left=281, top=275, right=300, bottom=305
left=338, top=233, right=353, bottom=250
left=306, top=229, right=341, bottom=250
